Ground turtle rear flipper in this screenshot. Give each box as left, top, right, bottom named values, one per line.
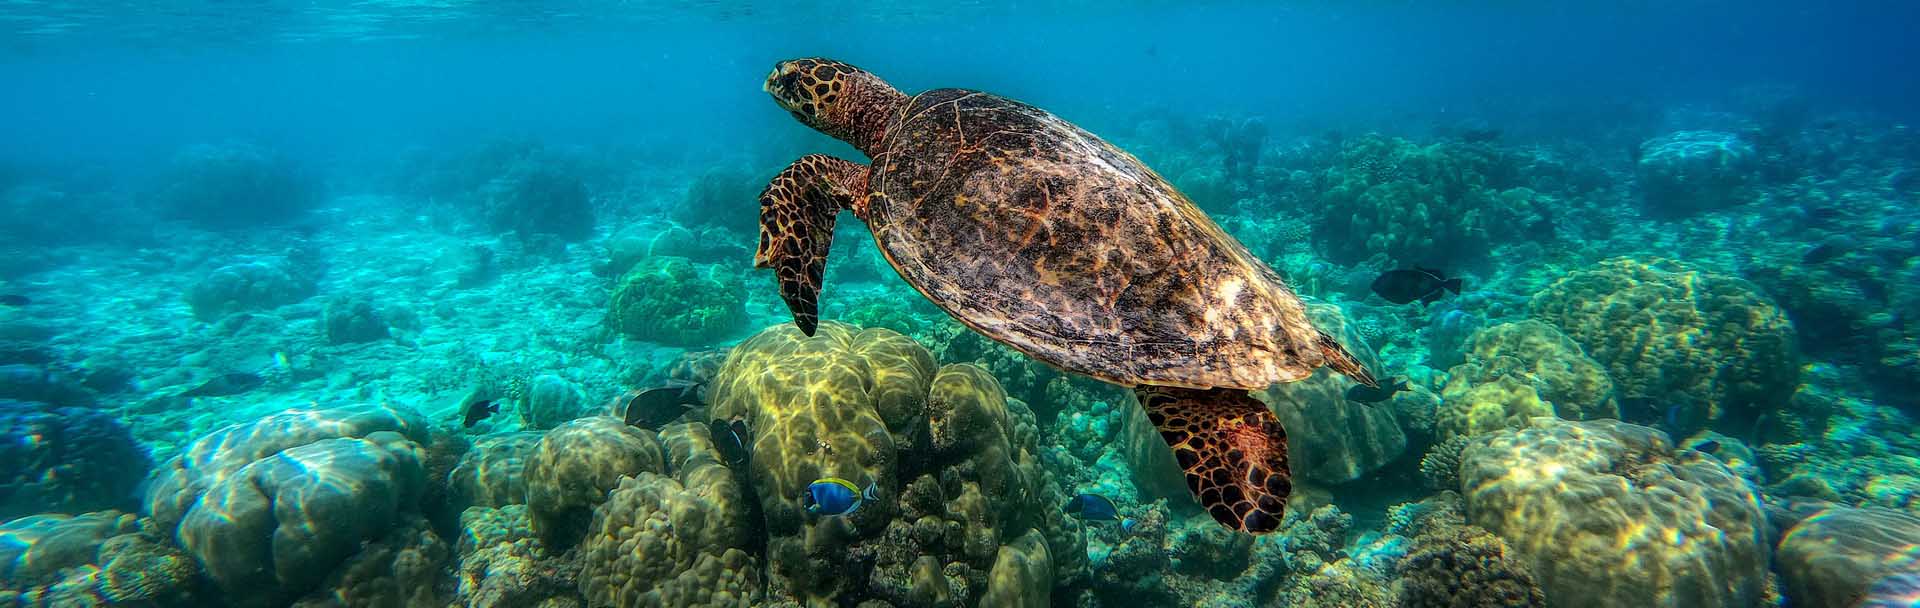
left=1135, top=386, right=1292, bottom=534
left=756, top=154, right=869, bottom=336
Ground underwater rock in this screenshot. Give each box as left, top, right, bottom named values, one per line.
left=1257, top=303, right=1407, bottom=484
left=0, top=400, right=149, bottom=521
left=143, top=402, right=432, bottom=532
left=1529, top=257, right=1799, bottom=432
left=524, top=415, right=665, bottom=551
left=447, top=431, right=542, bottom=510
left=177, top=432, right=428, bottom=605
left=185, top=258, right=319, bottom=322
left=706, top=322, right=1082, bottom=606
left=1459, top=418, right=1769, bottom=608
left=152, top=142, right=320, bottom=229
left=1775, top=505, right=1920, bottom=608
left=0, top=363, right=94, bottom=408
left=1636, top=130, right=1759, bottom=217
left=606, top=255, right=748, bottom=347
left=322, top=295, right=391, bottom=344
left=578, top=423, right=756, bottom=608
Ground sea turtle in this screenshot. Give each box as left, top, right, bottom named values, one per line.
left=754, top=58, right=1378, bottom=533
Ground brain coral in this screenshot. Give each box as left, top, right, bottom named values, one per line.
left=577, top=423, right=756, bottom=607
left=0, top=399, right=150, bottom=521
left=1529, top=257, right=1799, bottom=432
left=524, top=415, right=665, bottom=551
left=177, top=431, right=428, bottom=605
left=1460, top=418, right=1769, bottom=608
left=606, top=255, right=748, bottom=346
left=706, top=322, right=1081, bottom=606
left=1775, top=505, right=1920, bottom=608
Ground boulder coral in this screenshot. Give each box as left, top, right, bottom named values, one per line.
left=1774, top=505, right=1920, bottom=608
left=0, top=512, right=202, bottom=607
left=1529, top=257, right=1799, bottom=432
left=184, top=258, right=317, bottom=322
left=1397, top=523, right=1547, bottom=608
left=706, top=322, right=1082, bottom=606
left=1635, top=130, right=1759, bottom=217
left=1257, top=303, right=1407, bottom=484
left=606, top=256, right=748, bottom=347
left=1440, top=320, right=1617, bottom=435
left=1459, top=418, right=1769, bottom=608
left=452, top=505, right=581, bottom=608
left=177, top=431, right=428, bottom=605
left=524, top=415, right=665, bottom=551
left=447, top=431, right=542, bottom=510
left=0, top=400, right=150, bottom=521
left=577, top=422, right=758, bottom=607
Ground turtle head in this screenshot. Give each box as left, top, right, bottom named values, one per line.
left=766, top=58, right=904, bottom=155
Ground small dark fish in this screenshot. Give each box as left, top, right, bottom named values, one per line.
left=0, top=295, right=28, bottom=307
left=805, top=477, right=877, bottom=517
left=1345, top=377, right=1410, bottom=403
left=1805, top=206, right=1845, bottom=221
left=1370, top=267, right=1463, bottom=305
left=620, top=381, right=704, bottom=429
left=1691, top=439, right=1722, bottom=455
left=1802, top=243, right=1844, bottom=264
left=710, top=417, right=751, bottom=466
left=178, top=372, right=264, bottom=398
left=463, top=399, right=499, bottom=428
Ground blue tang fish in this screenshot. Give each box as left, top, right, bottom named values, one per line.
left=805, top=477, right=877, bottom=517
left=1064, top=493, right=1138, bottom=532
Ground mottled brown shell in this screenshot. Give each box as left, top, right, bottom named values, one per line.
left=864, top=89, right=1329, bottom=391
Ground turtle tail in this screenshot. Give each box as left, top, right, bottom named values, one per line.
left=1315, top=330, right=1377, bottom=388
left=755, top=155, right=868, bottom=336
left=1135, top=386, right=1292, bottom=534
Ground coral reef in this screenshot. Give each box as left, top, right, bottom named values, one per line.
left=1444, top=320, right=1617, bottom=425
left=479, top=159, right=596, bottom=242
left=152, top=142, right=320, bottom=228
left=289, top=516, right=448, bottom=608
left=1313, top=133, right=1548, bottom=267
left=519, top=373, right=587, bottom=430
left=1460, top=418, right=1769, bottom=607
left=1636, top=130, right=1759, bottom=217
left=1774, top=505, right=1920, bottom=608
left=606, top=256, right=748, bottom=346
left=453, top=505, right=581, bottom=608
left=322, top=295, right=391, bottom=344
left=1529, top=257, right=1799, bottom=432
left=0, top=400, right=150, bottom=521
left=524, top=415, right=664, bottom=550
left=706, top=322, right=1082, bottom=606
left=0, top=512, right=203, bottom=607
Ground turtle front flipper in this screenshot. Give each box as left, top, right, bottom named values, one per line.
left=1135, top=386, right=1292, bottom=534
left=755, top=154, right=869, bottom=336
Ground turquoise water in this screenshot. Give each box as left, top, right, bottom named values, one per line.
left=2, top=3, right=1917, bottom=607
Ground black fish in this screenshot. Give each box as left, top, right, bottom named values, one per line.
left=463, top=399, right=499, bottom=428
left=0, top=295, right=28, bottom=307
left=621, top=381, right=703, bottom=429
left=1691, top=439, right=1722, bottom=455
left=710, top=417, right=751, bottom=466
left=1370, top=267, right=1463, bottom=305
left=1345, top=377, right=1409, bottom=403
left=178, top=372, right=264, bottom=398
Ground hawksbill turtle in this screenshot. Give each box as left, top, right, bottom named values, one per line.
left=753, top=58, right=1377, bottom=533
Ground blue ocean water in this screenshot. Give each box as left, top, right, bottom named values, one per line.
left=2, top=3, right=1917, bottom=607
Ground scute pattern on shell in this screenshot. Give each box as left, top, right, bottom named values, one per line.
left=866, top=88, right=1330, bottom=390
